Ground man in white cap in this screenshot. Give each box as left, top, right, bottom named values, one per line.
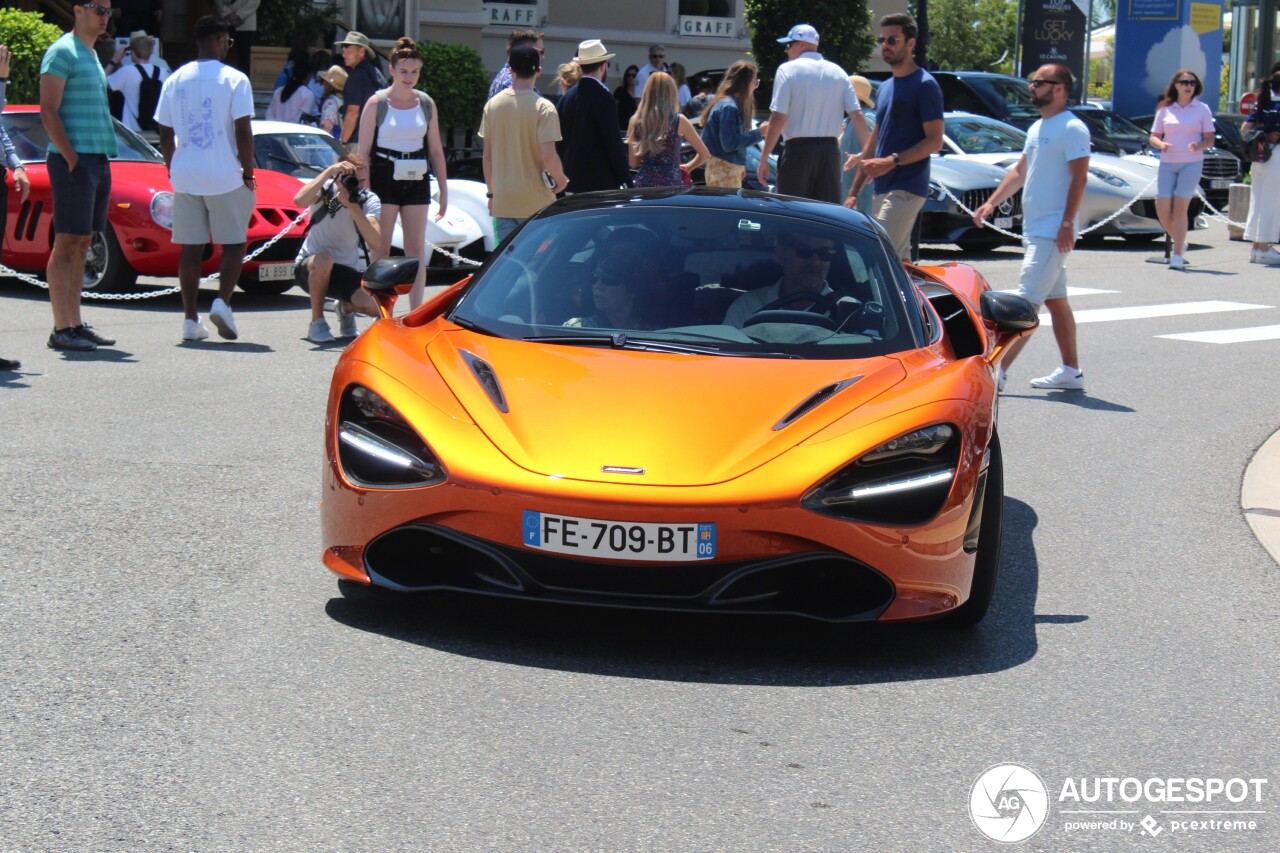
left=556, top=39, right=630, bottom=193
left=759, top=23, right=867, bottom=204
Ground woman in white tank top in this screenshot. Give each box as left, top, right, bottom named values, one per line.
left=357, top=37, right=448, bottom=307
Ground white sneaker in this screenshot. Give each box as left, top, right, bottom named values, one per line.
left=208, top=297, right=238, bottom=340
left=1168, top=254, right=1187, bottom=270
left=996, top=367, right=1007, bottom=393
left=335, top=303, right=359, bottom=338
left=182, top=318, right=209, bottom=341
left=1029, top=365, right=1084, bottom=390
left=308, top=318, right=336, bottom=344
left=1259, top=248, right=1280, bottom=267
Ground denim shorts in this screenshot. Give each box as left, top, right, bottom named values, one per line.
left=48, top=152, right=112, bottom=236
left=1157, top=160, right=1204, bottom=199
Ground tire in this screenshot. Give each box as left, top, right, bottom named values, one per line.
left=82, top=223, right=139, bottom=293
left=944, top=432, right=1004, bottom=627
left=236, top=275, right=295, bottom=297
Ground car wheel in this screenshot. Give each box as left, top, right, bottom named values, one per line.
left=82, top=223, right=139, bottom=293
left=943, top=432, right=1003, bottom=627
left=236, top=275, right=295, bottom=297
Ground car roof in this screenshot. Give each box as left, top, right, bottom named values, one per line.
left=536, top=187, right=884, bottom=238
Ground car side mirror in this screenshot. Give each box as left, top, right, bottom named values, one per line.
left=981, top=290, right=1038, bottom=331
left=362, top=257, right=420, bottom=319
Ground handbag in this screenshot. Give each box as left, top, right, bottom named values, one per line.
left=1243, top=129, right=1273, bottom=164
left=392, top=158, right=428, bottom=181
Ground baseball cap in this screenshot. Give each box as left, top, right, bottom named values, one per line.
left=778, top=24, right=819, bottom=45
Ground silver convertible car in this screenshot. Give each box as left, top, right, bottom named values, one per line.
left=938, top=112, right=1192, bottom=242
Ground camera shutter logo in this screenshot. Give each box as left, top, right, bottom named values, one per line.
left=969, top=764, right=1051, bottom=843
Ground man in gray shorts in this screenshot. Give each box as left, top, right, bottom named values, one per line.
left=292, top=155, right=381, bottom=344
left=972, top=63, right=1090, bottom=392
left=154, top=15, right=256, bottom=341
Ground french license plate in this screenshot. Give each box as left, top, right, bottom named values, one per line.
left=522, top=511, right=716, bottom=561
left=994, top=216, right=1014, bottom=229
left=1210, top=179, right=1231, bottom=189
left=257, top=262, right=294, bottom=281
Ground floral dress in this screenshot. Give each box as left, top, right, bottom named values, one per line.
left=634, top=116, right=682, bottom=187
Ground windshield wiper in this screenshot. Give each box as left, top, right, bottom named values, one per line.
left=522, top=333, right=800, bottom=358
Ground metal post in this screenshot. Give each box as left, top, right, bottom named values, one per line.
left=1014, top=0, right=1024, bottom=75
left=1082, top=0, right=1093, bottom=100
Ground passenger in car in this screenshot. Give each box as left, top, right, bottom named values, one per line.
left=563, top=229, right=673, bottom=330
left=724, top=231, right=838, bottom=327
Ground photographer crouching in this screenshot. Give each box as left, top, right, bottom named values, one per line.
left=293, top=154, right=383, bottom=343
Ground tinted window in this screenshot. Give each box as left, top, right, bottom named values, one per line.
left=945, top=116, right=1027, bottom=154
left=254, top=131, right=344, bottom=178
left=970, top=77, right=1040, bottom=124
left=0, top=112, right=162, bottom=164
left=448, top=205, right=924, bottom=360
left=1071, top=108, right=1150, bottom=147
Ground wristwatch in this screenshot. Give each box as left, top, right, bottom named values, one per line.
left=891, top=152, right=901, bottom=167
left=1061, top=220, right=1073, bottom=228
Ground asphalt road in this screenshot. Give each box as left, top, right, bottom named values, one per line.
left=1, top=223, right=1278, bottom=851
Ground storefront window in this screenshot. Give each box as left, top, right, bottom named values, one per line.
left=356, top=0, right=408, bottom=41
left=678, top=0, right=737, bottom=38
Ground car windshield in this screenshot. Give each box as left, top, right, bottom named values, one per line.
left=254, top=130, right=344, bottom=178
left=448, top=204, right=924, bottom=360
left=974, top=77, right=1041, bottom=123
left=945, top=115, right=1026, bottom=153
left=1, top=112, right=162, bottom=164
left=1072, top=109, right=1150, bottom=147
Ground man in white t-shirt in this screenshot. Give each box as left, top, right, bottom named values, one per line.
left=106, top=32, right=166, bottom=133
left=632, top=45, right=669, bottom=100
left=973, top=63, right=1090, bottom=392
left=155, top=15, right=256, bottom=342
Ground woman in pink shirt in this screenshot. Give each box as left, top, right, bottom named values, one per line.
left=1149, top=69, right=1216, bottom=270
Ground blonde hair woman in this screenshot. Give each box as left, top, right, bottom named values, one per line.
left=627, top=72, right=709, bottom=187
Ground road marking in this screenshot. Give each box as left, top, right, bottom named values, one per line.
left=1039, top=301, right=1272, bottom=326
left=1157, top=324, right=1280, bottom=344
left=1066, top=286, right=1118, bottom=296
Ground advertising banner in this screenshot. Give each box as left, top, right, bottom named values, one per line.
left=1112, top=0, right=1223, bottom=116
left=1020, top=0, right=1089, bottom=99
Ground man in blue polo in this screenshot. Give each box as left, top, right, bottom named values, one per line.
left=849, top=13, right=944, bottom=261
left=758, top=23, right=867, bottom=203
left=39, top=0, right=120, bottom=352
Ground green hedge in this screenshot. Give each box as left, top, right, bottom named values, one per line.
left=0, top=9, right=65, bottom=106
left=417, top=41, right=488, bottom=132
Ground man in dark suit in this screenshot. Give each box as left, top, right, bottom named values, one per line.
left=556, top=39, right=630, bottom=193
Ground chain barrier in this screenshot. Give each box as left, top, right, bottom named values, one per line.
left=424, top=235, right=483, bottom=268
left=1, top=207, right=310, bottom=301
left=1193, top=186, right=1248, bottom=229
left=929, top=174, right=1160, bottom=240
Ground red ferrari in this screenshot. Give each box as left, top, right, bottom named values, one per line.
left=1, top=105, right=308, bottom=295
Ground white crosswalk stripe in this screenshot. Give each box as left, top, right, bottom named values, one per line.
left=1038, top=301, right=1272, bottom=326
left=1157, top=325, right=1280, bottom=344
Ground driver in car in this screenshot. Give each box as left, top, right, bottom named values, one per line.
left=724, top=231, right=837, bottom=327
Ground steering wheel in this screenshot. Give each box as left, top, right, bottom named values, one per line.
left=743, top=291, right=841, bottom=330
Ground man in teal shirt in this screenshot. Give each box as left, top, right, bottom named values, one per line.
left=39, top=0, right=120, bottom=352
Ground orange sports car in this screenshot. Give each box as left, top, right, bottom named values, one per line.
left=321, top=189, right=1038, bottom=624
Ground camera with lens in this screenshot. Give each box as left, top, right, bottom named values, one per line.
left=313, top=171, right=367, bottom=225
left=340, top=173, right=367, bottom=205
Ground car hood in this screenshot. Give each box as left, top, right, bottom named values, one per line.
left=428, top=329, right=908, bottom=486
left=929, top=156, right=1007, bottom=189
left=947, top=150, right=1157, bottom=195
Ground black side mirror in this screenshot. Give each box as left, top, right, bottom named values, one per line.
left=980, top=290, right=1039, bottom=332
left=362, top=257, right=420, bottom=293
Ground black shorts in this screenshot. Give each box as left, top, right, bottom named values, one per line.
left=48, top=152, right=112, bottom=236
left=369, top=153, right=432, bottom=207
left=296, top=256, right=364, bottom=302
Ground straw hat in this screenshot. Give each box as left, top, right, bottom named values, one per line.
left=850, top=75, right=873, bottom=108
left=572, top=39, right=616, bottom=64
left=320, top=65, right=348, bottom=91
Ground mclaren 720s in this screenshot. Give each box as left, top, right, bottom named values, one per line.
left=321, top=188, right=1038, bottom=625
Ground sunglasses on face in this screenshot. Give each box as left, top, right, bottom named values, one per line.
left=1028, top=78, right=1064, bottom=88
left=81, top=3, right=115, bottom=17
left=784, top=243, right=837, bottom=261
left=876, top=36, right=902, bottom=46
left=1176, top=79, right=1197, bottom=86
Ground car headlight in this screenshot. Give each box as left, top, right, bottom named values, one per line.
left=337, top=385, right=446, bottom=489
left=150, top=191, right=174, bottom=230
left=1088, top=168, right=1130, bottom=188
left=801, top=424, right=959, bottom=525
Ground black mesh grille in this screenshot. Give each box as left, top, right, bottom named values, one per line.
left=1201, top=154, right=1239, bottom=180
